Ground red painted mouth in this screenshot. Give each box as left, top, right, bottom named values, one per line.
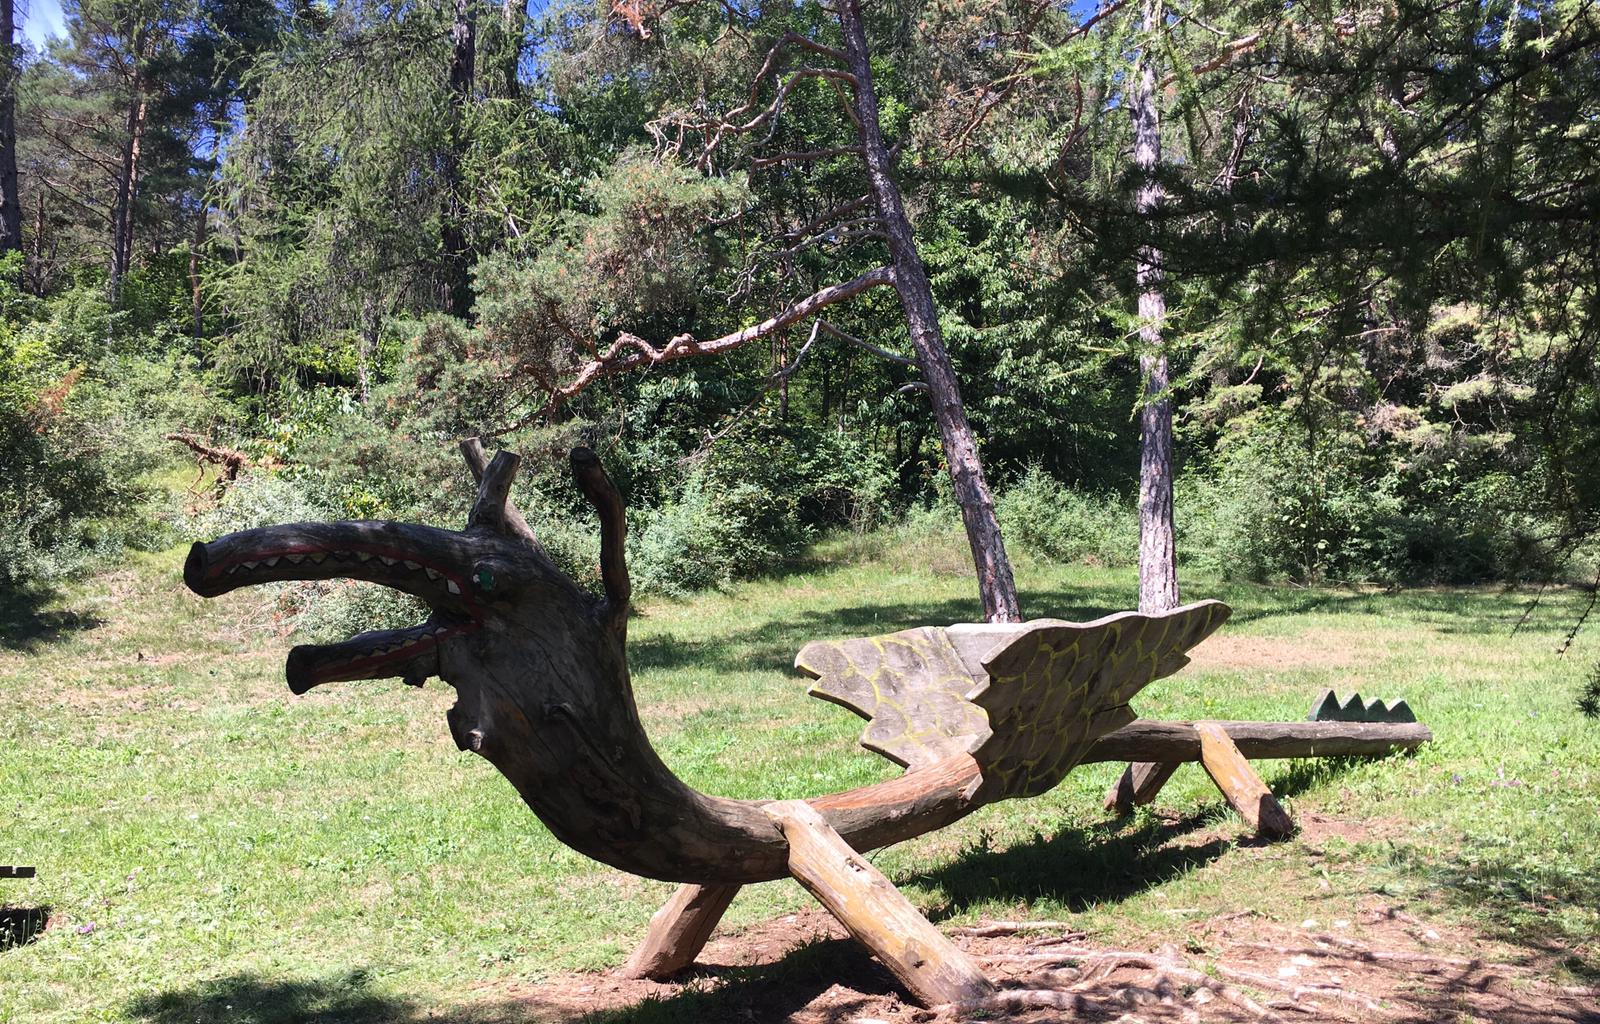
left=284, top=612, right=481, bottom=694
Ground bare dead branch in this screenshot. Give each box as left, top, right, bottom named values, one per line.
left=165, top=432, right=249, bottom=481
left=818, top=320, right=917, bottom=367
left=782, top=193, right=872, bottom=240
left=1162, top=33, right=1264, bottom=87
left=540, top=265, right=896, bottom=416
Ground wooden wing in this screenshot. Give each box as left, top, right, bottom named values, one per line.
left=797, top=601, right=1230, bottom=799
left=969, top=600, right=1232, bottom=798
left=795, top=627, right=990, bottom=768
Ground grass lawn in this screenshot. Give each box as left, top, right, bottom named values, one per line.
left=2, top=541, right=1597, bottom=1023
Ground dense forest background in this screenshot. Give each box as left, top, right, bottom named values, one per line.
left=2, top=0, right=1598, bottom=629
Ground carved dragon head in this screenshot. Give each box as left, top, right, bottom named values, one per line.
left=182, top=442, right=629, bottom=710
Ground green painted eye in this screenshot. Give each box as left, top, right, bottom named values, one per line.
left=474, top=568, right=495, bottom=591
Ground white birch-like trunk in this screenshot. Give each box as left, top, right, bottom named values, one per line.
left=1133, top=0, right=1179, bottom=613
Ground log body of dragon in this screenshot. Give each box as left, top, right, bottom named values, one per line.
left=183, top=443, right=1230, bottom=887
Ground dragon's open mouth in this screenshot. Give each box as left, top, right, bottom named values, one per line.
left=184, top=521, right=501, bottom=693
left=285, top=612, right=477, bottom=693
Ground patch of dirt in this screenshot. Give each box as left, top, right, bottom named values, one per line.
left=1186, top=631, right=1372, bottom=672
left=488, top=902, right=1598, bottom=1023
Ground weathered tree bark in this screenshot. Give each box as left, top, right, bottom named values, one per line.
left=837, top=0, right=1020, bottom=624
left=0, top=0, right=20, bottom=259
left=184, top=450, right=1001, bottom=885
left=1103, top=760, right=1179, bottom=813
left=1132, top=0, right=1178, bottom=614
left=621, top=882, right=741, bottom=979
left=441, top=0, right=477, bottom=318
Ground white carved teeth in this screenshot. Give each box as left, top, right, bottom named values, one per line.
left=446, top=580, right=461, bottom=595
left=264, top=557, right=280, bottom=567
left=425, top=568, right=441, bottom=581
left=310, top=552, right=329, bottom=564
left=356, top=552, right=373, bottom=562
left=285, top=554, right=305, bottom=565
left=403, top=560, right=421, bottom=571
left=379, top=556, right=397, bottom=566
left=242, top=561, right=259, bottom=571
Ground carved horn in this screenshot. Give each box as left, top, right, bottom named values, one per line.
left=458, top=436, right=546, bottom=556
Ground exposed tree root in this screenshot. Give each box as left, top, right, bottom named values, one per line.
left=1239, top=938, right=1478, bottom=968
left=953, top=920, right=1085, bottom=938
left=985, top=948, right=1283, bottom=1020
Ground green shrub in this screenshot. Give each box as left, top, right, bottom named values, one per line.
left=629, top=470, right=799, bottom=596
left=288, top=581, right=429, bottom=644
left=195, top=472, right=334, bottom=536
left=1180, top=411, right=1560, bottom=585
left=624, top=415, right=897, bottom=596
left=996, top=465, right=1137, bottom=567
left=0, top=279, right=161, bottom=586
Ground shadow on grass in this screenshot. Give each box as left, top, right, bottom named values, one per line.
left=586, top=935, right=898, bottom=1023
left=629, top=586, right=1129, bottom=677
left=0, top=582, right=101, bottom=652
left=913, top=809, right=1230, bottom=920
left=0, top=906, right=48, bottom=950
left=630, top=573, right=1533, bottom=681
left=1262, top=753, right=1382, bottom=801
left=122, top=942, right=900, bottom=1024
left=126, top=971, right=419, bottom=1024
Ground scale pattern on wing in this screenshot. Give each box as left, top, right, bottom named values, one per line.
left=795, top=627, right=990, bottom=768
left=970, top=600, right=1232, bottom=798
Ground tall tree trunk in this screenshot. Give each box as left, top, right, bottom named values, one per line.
left=189, top=206, right=207, bottom=339
left=29, top=189, right=44, bottom=293
left=1133, top=0, right=1178, bottom=614
left=441, top=0, right=477, bottom=318
left=358, top=292, right=379, bottom=403
left=110, top=91, right=148, bottom=301
left=498, top=0, right=524, bottom=98
left=837, top=0, right=1020, bottom=624
left=0, top=0, right=20, bottom=258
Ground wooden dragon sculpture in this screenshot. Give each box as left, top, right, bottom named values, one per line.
left=183, top=442, right=1424, bottom=1007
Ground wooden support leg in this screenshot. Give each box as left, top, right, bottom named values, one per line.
left=766, top=800, right=994, bottom=1009
left=1103, top=761, right=1181, bottom=814
left=620, top=882, right=742, bottom=980
left=1196, top=721, right=1295, bottom=840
